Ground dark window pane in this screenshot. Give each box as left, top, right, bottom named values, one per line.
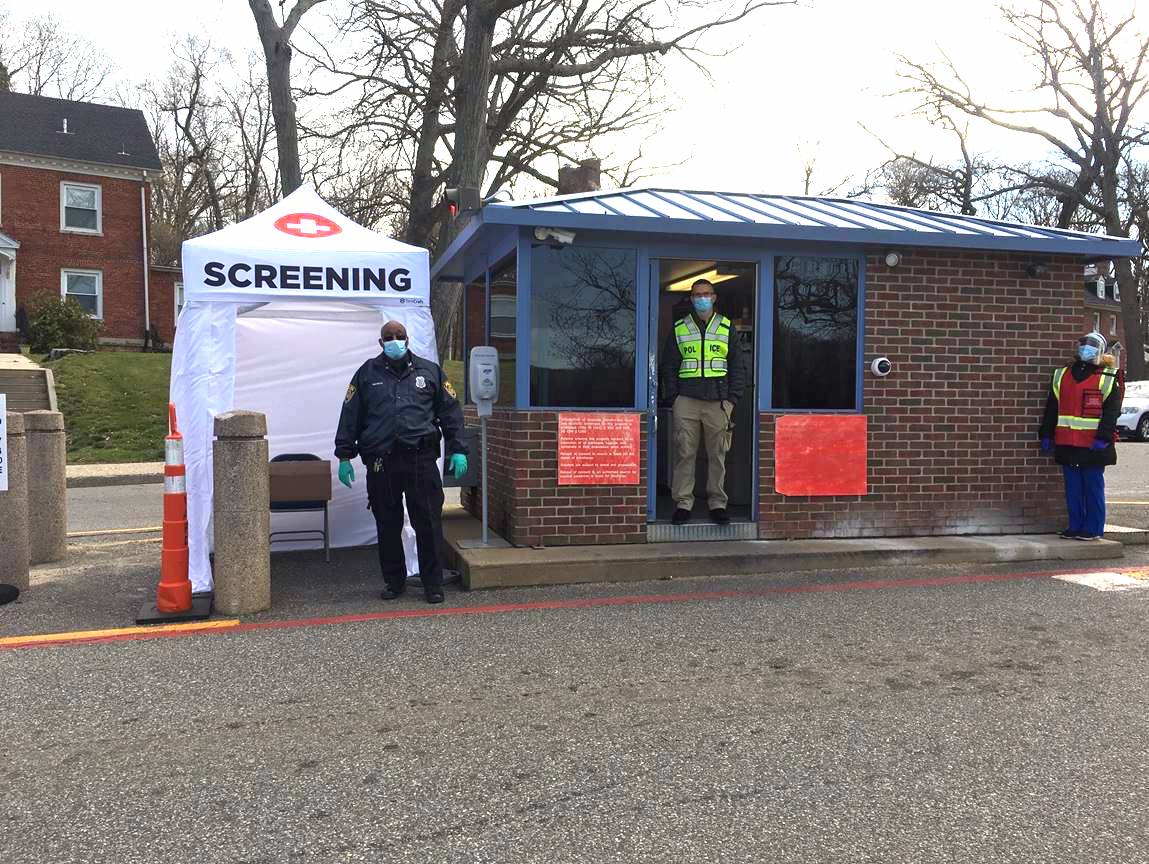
left=65, top=206, right=98, bottom=230
left=772, top=256, right=858, bottom=410
left=463, top=276, right=486, bottom=402
left=489, top=255, right=516, bottom=406
left=67, top=291, right=98, bottom=315
left=66, top=274, right=98, bottom=295
left=530, top=245, right=636, bottom=407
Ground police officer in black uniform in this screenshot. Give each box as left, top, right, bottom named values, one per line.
left=335, top=320, right=468, bottom=604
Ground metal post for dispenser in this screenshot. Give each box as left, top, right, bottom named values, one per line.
left=480, top=416, right=489, bottom=546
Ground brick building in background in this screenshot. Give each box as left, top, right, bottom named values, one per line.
left=0, top=91, right=181, bottom=352
left=435, top=186, right=1141, bottom=546
left=1083, top=263, right=1125, bottom=366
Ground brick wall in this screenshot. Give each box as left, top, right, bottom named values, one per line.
left=756, top=249, right=1077, bottom=539
left=0, top=164, right=149, bottom=342
left=463, top=248, right=1088, bottom=546
left=148, top=267, right=179, bottom=347
left=462, top=409, right=647, bottom=546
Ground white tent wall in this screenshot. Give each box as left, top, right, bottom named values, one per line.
left=233, top=302, right=438, bottom=566
left=170, top=186, right=436, bottom=594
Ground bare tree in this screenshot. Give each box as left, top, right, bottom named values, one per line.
left=248, top=0, right=329, bottom=197
left=145, top=41, right=279, bottom=265
left=307, top=0, right=794, bottom=352
left=0, top=11, right=112, bottom=101
left=899, top=0, right=1149, bottom=375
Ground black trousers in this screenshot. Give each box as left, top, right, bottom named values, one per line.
left=365, top=451, right=445, bottom=592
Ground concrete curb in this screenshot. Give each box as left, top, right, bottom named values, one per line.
left=66, top=463, right=164, bottom=488
left=443, top=513, right=1126, bottom=590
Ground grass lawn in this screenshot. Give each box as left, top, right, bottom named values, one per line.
left=51, top=351, right=172, bottom=463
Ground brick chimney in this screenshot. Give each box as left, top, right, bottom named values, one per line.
left=557, top=158, right=601, bottom=195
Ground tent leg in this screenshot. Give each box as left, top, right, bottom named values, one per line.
left=324, top=503, right=330, bottom=563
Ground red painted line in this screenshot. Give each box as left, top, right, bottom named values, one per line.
left=2, top=563, right=1112, bottom=652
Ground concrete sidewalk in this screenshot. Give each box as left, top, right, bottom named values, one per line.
left=66, top=462, right=164, bottom=488
left=443, top=511, right=1128, bottom=590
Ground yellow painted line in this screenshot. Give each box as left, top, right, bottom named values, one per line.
left=67, top=526, right=162, bottom=537
left=0, top=619, right=240, bottom=648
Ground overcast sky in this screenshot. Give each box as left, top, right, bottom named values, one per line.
left=15, top=0, right=1147, bottom=197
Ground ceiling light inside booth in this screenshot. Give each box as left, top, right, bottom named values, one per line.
left=666, top=269, right=740, bottom=293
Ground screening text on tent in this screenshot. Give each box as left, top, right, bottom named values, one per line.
left=202, top=261, right=413, bottom=293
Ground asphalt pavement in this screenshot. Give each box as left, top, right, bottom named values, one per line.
left=4, top=555, right=1149, bottom=863
left=15, top=453, right=1148, bottom=861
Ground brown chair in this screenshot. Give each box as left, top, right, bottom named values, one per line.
left=269, top=453, right=332, bottom=562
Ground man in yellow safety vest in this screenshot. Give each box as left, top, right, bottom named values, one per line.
left=659, top=278, right=746, bottom=525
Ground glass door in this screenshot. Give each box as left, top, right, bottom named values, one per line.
left=647, top=258, right=757, bottom=524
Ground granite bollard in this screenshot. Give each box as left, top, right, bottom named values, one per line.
left=212, top=410, right=270, bottom=614
left=23, top=410, right=67, bottom=564
left=0, top=412, right=30, bottom=590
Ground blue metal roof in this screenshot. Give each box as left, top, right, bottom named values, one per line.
left=487, top=187, right=1140, bottom=255
left=431, top=186, right=1142, bottom=280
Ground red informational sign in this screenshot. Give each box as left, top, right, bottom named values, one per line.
left=557, top=413, right=641, bottom=486
left=775, top=415, right=868, bottom=496
left=273, top=212, right=343, bottom=238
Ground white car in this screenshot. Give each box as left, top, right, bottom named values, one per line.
left=1118, top=380, right=1149, bottom=440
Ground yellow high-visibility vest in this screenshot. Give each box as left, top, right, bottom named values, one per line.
left=675, top=314, right=731, bottom=379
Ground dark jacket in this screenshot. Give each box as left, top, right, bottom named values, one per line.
left=1038, top=360, right=1123, bottom=467
left=658, top=312, right=747, bottom=405
left=334, top=352, right=467, bottom=464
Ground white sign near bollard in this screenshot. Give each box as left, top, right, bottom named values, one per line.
left=0, top=393, right=7, bottom=492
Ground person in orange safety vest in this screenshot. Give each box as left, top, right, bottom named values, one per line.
left=1038, top=331, right=1123, bottom=541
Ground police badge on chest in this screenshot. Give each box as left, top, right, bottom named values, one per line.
left=415, top=375, right=427, bottom=389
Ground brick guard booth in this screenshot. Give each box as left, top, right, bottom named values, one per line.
left=431, top=188, right=1140, bottom=548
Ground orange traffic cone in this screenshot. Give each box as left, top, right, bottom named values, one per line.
left=155, top=402, right=192, bottom=613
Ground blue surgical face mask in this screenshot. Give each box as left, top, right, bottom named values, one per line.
left=692, top=296, right=714, bottom=315
left=1078, top=345, right=1099, bottom=362
left=382, top=339, right=408, bottom=360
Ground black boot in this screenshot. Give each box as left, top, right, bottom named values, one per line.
left=381, top=584, right=406, bottom=600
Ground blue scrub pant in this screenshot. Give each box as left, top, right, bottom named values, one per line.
left=1062, top=465, right=1106, bottom=537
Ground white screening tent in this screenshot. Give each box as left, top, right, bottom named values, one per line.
left=171, top=186, right=435, bottom=592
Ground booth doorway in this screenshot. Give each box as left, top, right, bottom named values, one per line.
left=650, top=259, right=757, bottom=530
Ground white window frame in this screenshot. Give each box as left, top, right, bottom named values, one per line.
left=1093, top=311, right=1101, bottom=332
left=175, top=280, right=184, bottom=327
left=1110, top=314, right=1118, bottom=338
left=60, top=268, right=103, bottom=319
left=60, top=181, right=102, bottom=235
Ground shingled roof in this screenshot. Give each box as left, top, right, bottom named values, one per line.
left=0, top=91, right=161, bottom=171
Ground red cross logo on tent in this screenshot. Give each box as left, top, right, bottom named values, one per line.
left=274, top=212, right=342, bottom=238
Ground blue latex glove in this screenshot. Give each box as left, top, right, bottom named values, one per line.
left=1090, top=438, right=1108, bottom=451
left=449, top=453, right=468, bottom=477
left=1040, top=437, right=1053, bottom=454
left=338, top=459, right=355, bottom=488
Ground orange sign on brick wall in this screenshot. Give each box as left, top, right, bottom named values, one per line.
left=557, top=413, right=641, bottom=486
left=775, top=415, right=868, bottom=496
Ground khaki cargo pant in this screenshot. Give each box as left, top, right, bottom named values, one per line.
left=671, top=395, right=733, bottom=511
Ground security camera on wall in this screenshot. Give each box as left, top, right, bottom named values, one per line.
left=871, top=357, right=892, bottom=377
left=533, top=226, right=576, bottom=246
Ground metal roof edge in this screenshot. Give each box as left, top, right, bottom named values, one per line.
left=490, top=187, right=1142, bottom=255
left=479, top=206, right=1141, bottom=258
left=429, top=212, right=486, bottom=280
